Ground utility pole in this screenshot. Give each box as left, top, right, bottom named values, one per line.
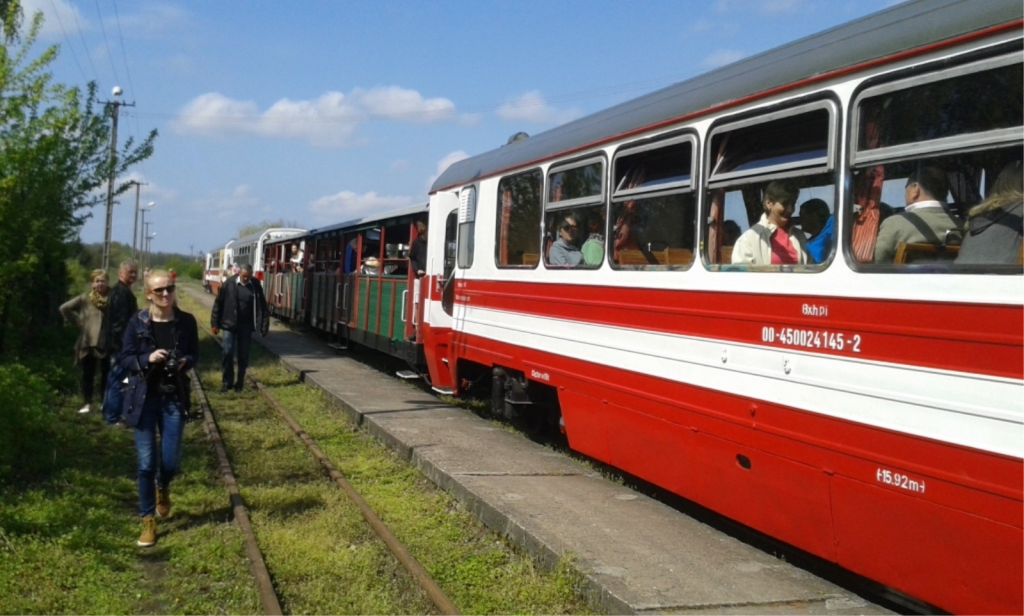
left=143, top=222, right=151, bottom=268
left=129, top=181, right=148, bottom=262
left=100, top=86, right=137, bottom=271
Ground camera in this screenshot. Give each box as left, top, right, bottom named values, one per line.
left=159, top=351, right=181, bottom=394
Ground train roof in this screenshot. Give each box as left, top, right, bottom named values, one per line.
left=232, top=228, right=306, bottom=246
left=308, top=202, right=428, bottom=236
left=431, top=0, right=1022, bottom=193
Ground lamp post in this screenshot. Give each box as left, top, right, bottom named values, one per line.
left=146, top=232, right=156, bottom=269
left=139, top=202, right=155, bottom=265
left=129, top=185, right=149, bottom=261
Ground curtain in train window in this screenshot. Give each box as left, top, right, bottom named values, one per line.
left=704, top=101, right=837, bottom=270
left=851, top=52, right=1023, bottom=272
left=545, top=159, right=605, bottom=269
left=610, top=136, right=697, bottom=269
left=495, top=170, right=542, bottom=268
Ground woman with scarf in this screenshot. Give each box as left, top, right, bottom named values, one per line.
left=60, top=269, right=113, bottom=414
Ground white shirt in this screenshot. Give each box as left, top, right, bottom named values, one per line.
left=905, top=199, right=945, bottom=213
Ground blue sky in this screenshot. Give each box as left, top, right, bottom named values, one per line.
left=25, top=0, right=901, bottom=256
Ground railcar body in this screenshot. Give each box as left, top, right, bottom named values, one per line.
left=225, top=228, right=306, bottom=282
left=305, top=204, right=428, bottom=366
left=262, top=236, right=309, bottom=322
left=420, top=0, right=1023, bottom=613
left=203, top=247, right=230, bottom=294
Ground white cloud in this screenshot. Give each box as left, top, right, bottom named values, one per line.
left=22, top=0, right=87, bottom=40
left=702, top=49, right=745, bottom=69
left=426, top=150, right=469, bottom=192
left=175, top=87, right=458, bottom=147
left=308, top=191, right=415, bottom=225
left=390, top=159, right=410, bottom=173
left=495, top=91, right=581, bottom=126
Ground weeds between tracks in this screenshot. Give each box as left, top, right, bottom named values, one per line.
left=182, top=289, right=596, bottom=614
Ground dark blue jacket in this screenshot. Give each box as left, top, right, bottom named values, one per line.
left=120, top=308, right=199, bottom=427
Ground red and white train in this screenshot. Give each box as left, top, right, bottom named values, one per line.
left=250, top=1, right=1021, bottom=612
left=411, top=2, right=1022, bottom=613
left=203, top=227, right=305, bottom=294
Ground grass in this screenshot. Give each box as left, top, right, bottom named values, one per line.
left=179, top=286, right=596, bottom=615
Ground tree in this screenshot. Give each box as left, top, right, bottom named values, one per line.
left=237, top=219, right=304, bottom=238
left=0, top=2, right=156, bottom=355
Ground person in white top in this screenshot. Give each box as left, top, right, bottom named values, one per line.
left=731, top=180, right=809, bottom=266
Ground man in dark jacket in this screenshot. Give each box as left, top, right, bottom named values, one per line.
left=102, top=261, right=138, bottom=424
left=211, top=264, right=269, bottom=392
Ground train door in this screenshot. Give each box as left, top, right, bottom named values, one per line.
left=422, top=191, right=459, bottom=389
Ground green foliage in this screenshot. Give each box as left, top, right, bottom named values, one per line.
left=185, top=262, right=203, bottom=280
left=0, top=1, right=156, bottom=357
left=237, top=218, right=303, bottom=238
left=0, top=364, right=52, bottom=480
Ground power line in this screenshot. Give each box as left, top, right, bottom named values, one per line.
left=69, top=0, right=101, bottom=83
left=110, top=0, right=148, bottom=179
left=92, top=0, right=121, bottom=85
left=47, top=0, right=89, bottom=84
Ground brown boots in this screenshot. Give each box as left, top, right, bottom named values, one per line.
left=156, top=485, right=171, bottom=518
left=137, top=516, right=157, bottom=547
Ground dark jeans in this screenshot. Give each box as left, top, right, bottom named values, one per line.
left=221, top=327, right=253, bottom=389
left=80, top=354, right=110, bottom=404
left=102, top=359, right=127, bottom=424
left=134, top=395, right=184, bottom=517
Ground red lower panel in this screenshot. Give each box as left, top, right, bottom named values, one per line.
left=558, top=390, right=611, bottom=462
left=832, top=475, right=1022, bottom=615
left=597, top=396, right=836, bottom=560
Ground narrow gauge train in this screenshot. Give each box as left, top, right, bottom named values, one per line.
left=203, top=227, right=305, bottom=294
left=263, top=204, right=429, bottom=365
left=259, top=1, right=1022, bottom=612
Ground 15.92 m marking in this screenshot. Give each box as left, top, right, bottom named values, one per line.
left=877, top=468, right=926, bottom=494
left=761, top=326, right=862, bottom=353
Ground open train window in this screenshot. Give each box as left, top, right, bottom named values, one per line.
left=610, top=134, right=697, bottom=270
left=704, top=101, right=838, bottom=271
left=457, top=185, right=477, bottom=269
left=495, top=169, right=542, bottom=268
left=545, top=157, right=605, bottom=269
left=849, top=51, right=1023, bottom=273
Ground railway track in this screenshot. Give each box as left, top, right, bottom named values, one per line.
left=190, top=333, right=459, bottom=615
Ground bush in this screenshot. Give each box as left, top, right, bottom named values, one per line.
left=0, top=364, right=56, bottom=482
left=186, top=262, right=203, bottom=280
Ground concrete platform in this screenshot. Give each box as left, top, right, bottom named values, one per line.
left=182, top=285, right=888, bottom=615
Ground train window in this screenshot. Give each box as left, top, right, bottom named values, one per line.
left=545, top=158, right=605, bottom=269
left=850, top=52, right=1023, bottom=273
left=457, top=185, right=476, bottom=269
left=611, top=135, right=697, bottom=270
left=704, top=102, right=837, bottom=271
left=495, top=170, right=542, bottom=268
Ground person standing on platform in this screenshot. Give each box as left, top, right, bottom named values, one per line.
left=210, top=263, right=269, bottom=392
left=102, top=261, right=138, bottom=425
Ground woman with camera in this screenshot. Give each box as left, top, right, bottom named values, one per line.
left=120, top=269, right=199, bottom=547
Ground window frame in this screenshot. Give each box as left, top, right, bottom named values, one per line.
left=851, top=51, right=1023, bottom=167
left=545, top=155, right=606, bottom=212
left=706, top=99, right=838, bottom=189
left=457, top=185, right=477, bottom=269
left=609, top=132, right=700, bottom=272
left=494, top=168, right=544, bottom=270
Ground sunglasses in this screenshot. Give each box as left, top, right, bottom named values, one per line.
left=150, top=285, right=176, bottom=295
